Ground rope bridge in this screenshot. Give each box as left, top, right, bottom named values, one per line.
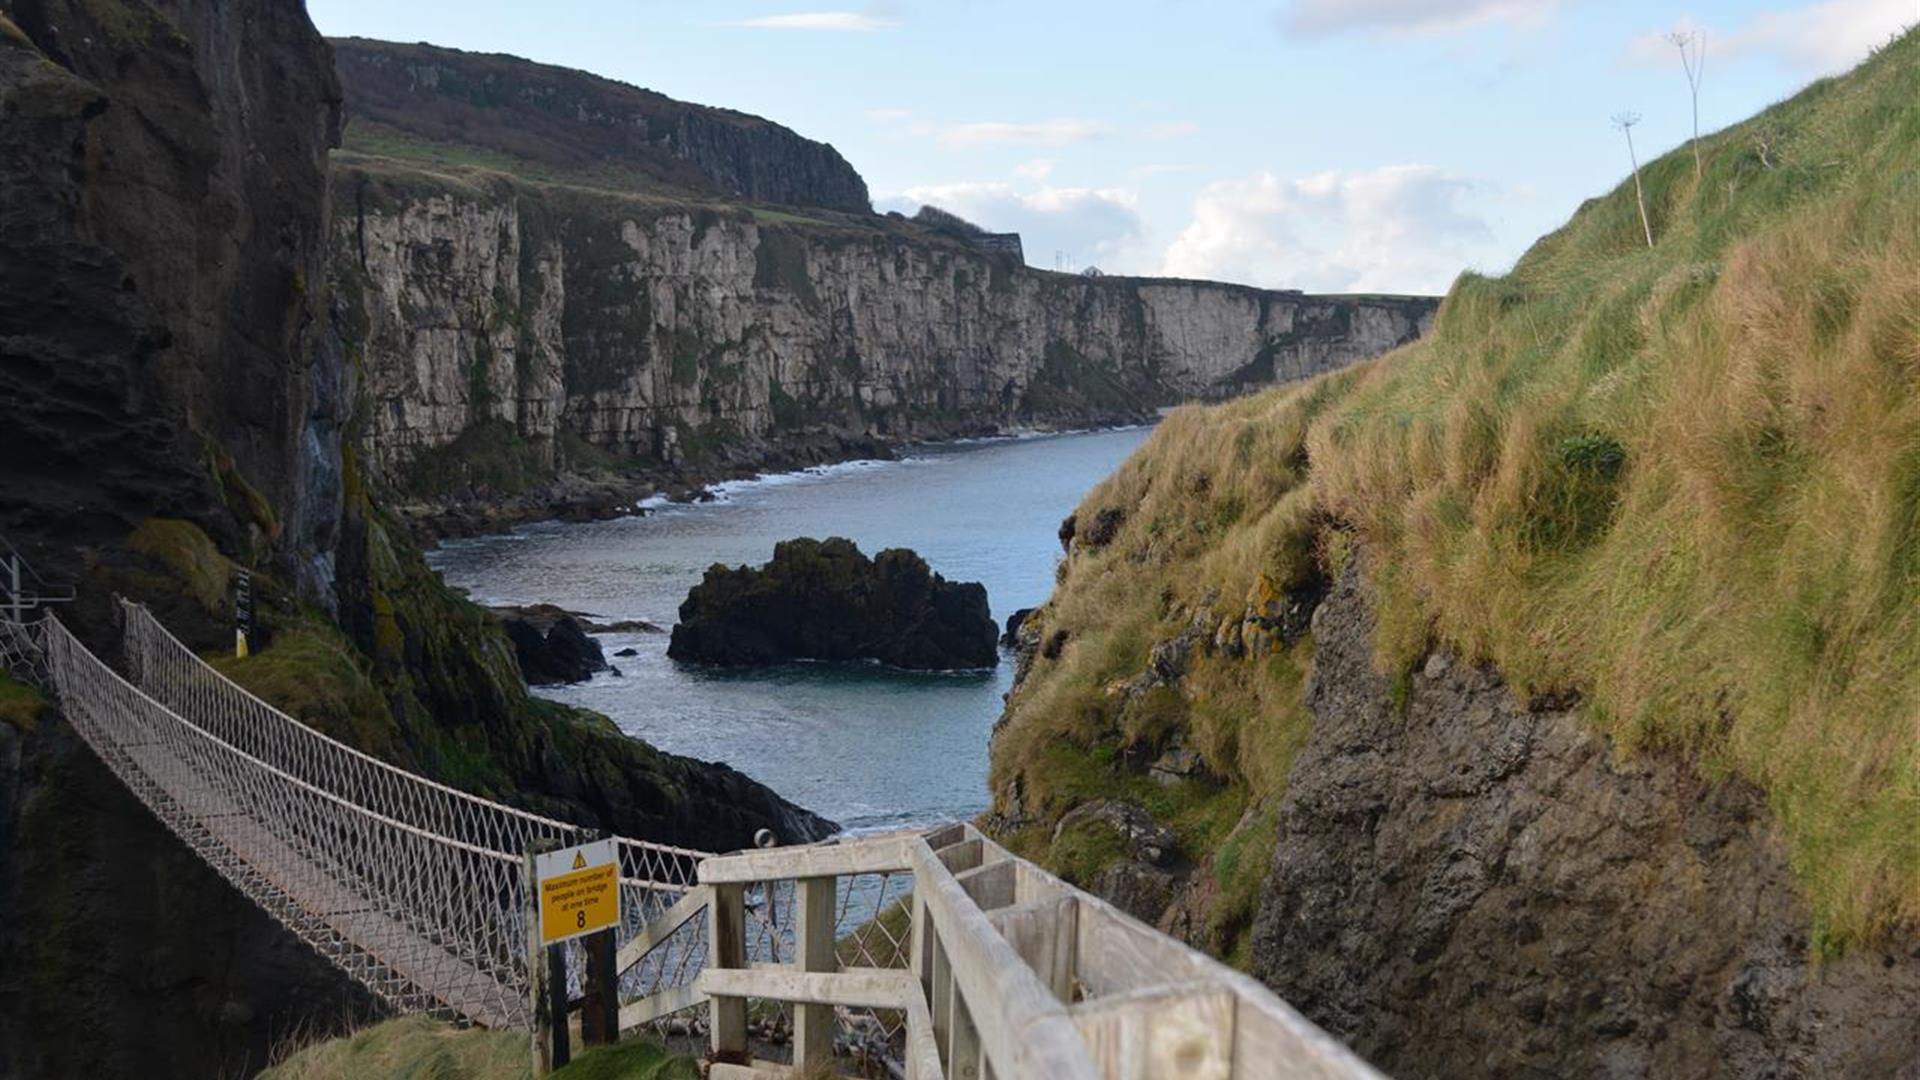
left=5, top=603, right=712, bottom=1031
left=2, top=602, right=1381, bottom=1077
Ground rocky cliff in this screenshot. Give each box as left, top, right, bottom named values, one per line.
left=1250, top=564, right=1920, bottom=1078
left=332, top=38, right=871, bottom=213
left=0, top=6, right=833, bottom=1078
left=331, top=162, right=1434, bottom=530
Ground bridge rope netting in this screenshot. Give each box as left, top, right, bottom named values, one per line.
left=3, top=603, right=712, bottom=1030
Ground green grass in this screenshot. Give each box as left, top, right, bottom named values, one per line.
left=127, top=518, right=232, bottom=617
left=341, top=121, right=689, bottom=200
left=211, top=620, right=403, bottom=760
left=749, top=207, right=831, bottom=227
left=1207, top=804, right=1281, bottom=966
left=0, top=674, right=47, bottom=733
left=994, top=28, right=1920, bottom=952
left=258, top=1017, right=697, bottom=1080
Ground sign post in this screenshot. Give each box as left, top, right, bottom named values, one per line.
left=233, top=569, right=253, bottom=658
left=529, top=838, right=622, bottom=1074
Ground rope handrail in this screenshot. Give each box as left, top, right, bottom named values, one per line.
left=7, top=609, right=713, bottom=1029
left=120, top=601, right=712, bottom=859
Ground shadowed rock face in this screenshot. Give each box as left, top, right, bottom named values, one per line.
left=1249, top=563, right=1920, bottom=1079
left=0, top=6, right=365, bottom=1075
left=501, top=612, right=608, bottom=685
left=669, top=537, right=999, bottom=671
left=0, top=0, right=344, bottom=597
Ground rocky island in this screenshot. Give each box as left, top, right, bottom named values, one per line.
left=668, top=538, right=999, bottom=670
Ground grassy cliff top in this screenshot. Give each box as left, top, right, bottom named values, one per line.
left=330, top=37, right=870, bottom=213
left=995, top=27, right=1920, bottom=951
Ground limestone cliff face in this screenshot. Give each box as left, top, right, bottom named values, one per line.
left=332, top=173, right=1435, bottom=500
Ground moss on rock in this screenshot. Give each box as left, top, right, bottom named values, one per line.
left=0, top=674, right=47, bottom=733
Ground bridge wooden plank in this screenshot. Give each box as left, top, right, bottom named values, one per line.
left=614, top=884, right=710, bottom=973
left=121, top=738, right=524, bottom=1029
left=616, top=983, right=705, bottom=1031
left=698, top=968, right=918, bottom=1009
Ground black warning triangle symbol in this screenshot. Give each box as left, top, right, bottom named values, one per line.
left=572, top=851, right=587, bottom=870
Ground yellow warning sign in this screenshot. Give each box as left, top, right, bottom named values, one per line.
left=535, top=839, right=619, bottom=945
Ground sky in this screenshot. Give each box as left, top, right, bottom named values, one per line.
left=305, top=0, right=1920, bottom=295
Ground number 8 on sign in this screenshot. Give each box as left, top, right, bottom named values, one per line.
left=535, top=839, right=620, bottom=945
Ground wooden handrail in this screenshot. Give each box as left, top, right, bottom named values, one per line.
left=652, top=823, right=1384, bottom=1079
left=694, top=833, right=916, bottom=883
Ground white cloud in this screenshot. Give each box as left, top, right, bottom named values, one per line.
left=1160, top=164, right=1491, bottom=293
left=1280, top=0, right=1561, bottom=37
left=936, top=120, right=1107, bottom=147
left=1134, top=163, right=1196, bottom=176
left=727, top=12, right=898, bottom=31
left=1014, top=158, right=1056, bottom=180
left=1627, top=0, right=1915, bottom=73
left=890, top=182, right=1146, bottom=267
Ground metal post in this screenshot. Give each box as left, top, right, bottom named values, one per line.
left=581, top=926, right=618, bottom=1046
left=6, top=553, right=20, bottom=623
left=547, top=942, right=571, bottom=1069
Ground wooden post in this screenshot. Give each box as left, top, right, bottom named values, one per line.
left=526, top=848, right=554, bottom=1077
left=581, top=926, right=619, bottom=1046
left=793, top=876, right=837, bottom=1069
left=547, top=943, right=572, bottom=1069
left=950, top=993, right=983, bottom=1080
left=930, top=937, right=953, bottom=1061
left=708, top=881, right=748, bottom=1061
left=913, top=886, right=932, bottom=992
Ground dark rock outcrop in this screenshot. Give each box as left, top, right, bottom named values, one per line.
left=669, top=538, right=998, bottom=670
left=1248, top=563, right=1920, bottom=1079
left=331, top=38, right=870, bottom=212
left=502, top=613, right=607, bottom=685
left=1002, top=607, right=1036, bottom=648
left=1052, top=799, right=1185, bottom=924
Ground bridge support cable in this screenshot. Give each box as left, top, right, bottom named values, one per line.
left=7, top=607, right=705, bottom=1030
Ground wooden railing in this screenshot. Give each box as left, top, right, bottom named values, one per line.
left=684, top=822, right=1380, bottom=1080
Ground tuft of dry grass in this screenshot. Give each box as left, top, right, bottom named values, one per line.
left=994, top=28, right=1920, bottom=952
left=258, top=1016, right=697, bottom=1080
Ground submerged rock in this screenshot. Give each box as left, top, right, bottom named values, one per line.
left=668, top=537, right=998, bottom=670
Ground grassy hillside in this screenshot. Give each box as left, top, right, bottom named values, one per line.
left=258, top=1017, right=698, bottom=1080
left=993, top=27, right=1920, bottom=953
